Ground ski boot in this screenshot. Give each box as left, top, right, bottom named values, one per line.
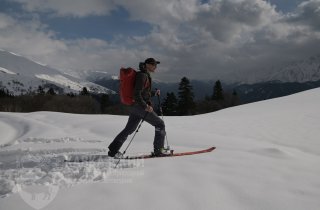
left=152, top=148, right=173, bottom=157
left=108, top=151, right=123, bottom=159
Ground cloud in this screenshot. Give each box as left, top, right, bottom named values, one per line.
left=136, top=0, right=320, bottom=82
left=194, top=0, right=280, bottom=42
left=8, top=0, right=118, bottom=17
left=286, top=0, right=320, bottom=30
left=0, top=13, right=15, bottom=29
left=47, top=39, right=144, bottom=74
left=0, top=13, right=67, bottom=56
left=1, top=0, right=320, bottom=83
left=124, top=0, right=320, bottom=81
left=0, top=15, right=140, bottom=75
left=117, top=0, right=199, bottom=27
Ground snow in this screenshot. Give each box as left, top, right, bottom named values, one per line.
left=0, top=50, right=114, bottom=95
left=35, top=74, right=84, bottom=92
left=1, top=88, right=320, bottom=210
left=0, top=67, right=16, bottom=75
left=111, top=75, right=119, bottom=80
left=267, top=55, right=320, bottom=83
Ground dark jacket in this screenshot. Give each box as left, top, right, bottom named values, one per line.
left=133, top=70, right=154, bottom=109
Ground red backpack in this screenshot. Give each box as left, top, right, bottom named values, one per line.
left=119, top=67, right=137, bottom=105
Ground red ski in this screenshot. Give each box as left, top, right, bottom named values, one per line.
left=64, top=147, right=216, bottom=162
left=123, top=146, right=216, bottom=159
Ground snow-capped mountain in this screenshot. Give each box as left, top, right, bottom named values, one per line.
left=0, top=49, right=115, bottom=95
left=82, top=70, right=118, bottom=82
left=266, top=55, right=320, bottom=83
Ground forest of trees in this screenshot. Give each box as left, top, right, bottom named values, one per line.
left=0, top=77, right=241, bottom=115
left=161, top=78, right=241, bottom=116
left=0, top=87, right=123, bottom=114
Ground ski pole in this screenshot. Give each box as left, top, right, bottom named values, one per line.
left=115, top=112, right=148, bottom=168
left=156, top=90, right=170, bottom=151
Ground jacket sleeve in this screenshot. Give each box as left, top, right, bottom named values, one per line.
left=134, top=72, right=148, bottom=109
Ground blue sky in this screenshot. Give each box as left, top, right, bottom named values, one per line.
left=0, top=1, right=152, bottom=41
left=269, top=0, right=304, bottom=12
left=0, top=0, right=320, bottom=83
left=43, top=7, right=153, bottom=41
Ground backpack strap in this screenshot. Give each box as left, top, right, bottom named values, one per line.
left=137, top=71, right=151, bottom=89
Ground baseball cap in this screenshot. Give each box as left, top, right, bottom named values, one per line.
left=145, top=58, right=160, bottom=65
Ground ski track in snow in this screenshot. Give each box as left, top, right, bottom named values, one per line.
left=0, top=112, right=142, bottom=198
left=0, top=136, right=143, bottom=198
left=0, top=116, right=29, bottom=147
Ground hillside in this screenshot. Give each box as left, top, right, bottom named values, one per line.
left=0, top=88, right=320, bottom=209
left=0, top=50, right=115, bottom=95
left=268, top=55, right=320, bottom=83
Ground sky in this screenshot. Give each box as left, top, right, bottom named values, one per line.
left=0, top=0, right=320, bottom=83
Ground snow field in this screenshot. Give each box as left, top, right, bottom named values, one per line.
left=0, top=88, right=320, bottom=209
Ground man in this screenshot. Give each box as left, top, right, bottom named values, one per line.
left=108, top=58, right=166, bottom=158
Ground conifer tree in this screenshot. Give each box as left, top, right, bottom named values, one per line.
left=80, top=87, right=89, bottom=96
left=212, top=80, right=224, bottom=100
left=47, top=87, right=56, bottom=95
left=37, top=86, right=45, bottom=95
left=100, top=94, right=110, bottom=113
left=0, top=89, right=12, bottom=98
left=231, top=89, right=240, bottom=106
left=162, top=92, right=178, bottom=116
left=178, top=77, right=195, bottom=115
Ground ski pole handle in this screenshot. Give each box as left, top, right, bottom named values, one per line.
left=155, top=88, right=161, bottom=96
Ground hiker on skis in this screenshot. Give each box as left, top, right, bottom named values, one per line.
left=108, top=58, right=167, bottom=158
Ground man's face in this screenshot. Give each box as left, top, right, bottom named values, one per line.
left=146, top=63, right=157, bottom=73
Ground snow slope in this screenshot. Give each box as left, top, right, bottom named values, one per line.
left=264, top=55, right=320, bottom=83
left=0, top=50, right=114, bottom=95
left=0, top=88, right=320, bottom=210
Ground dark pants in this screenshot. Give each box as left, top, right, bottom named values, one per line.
left=108, top=105, right=166, bottom=154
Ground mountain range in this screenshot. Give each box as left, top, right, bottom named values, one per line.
left=90, top=54, right=320, bottom=104
left=0, top=49, right=114, bottom=95
left=265, top=55, right=320, bottom=83
left=2, top=49, right=320, bottom=104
